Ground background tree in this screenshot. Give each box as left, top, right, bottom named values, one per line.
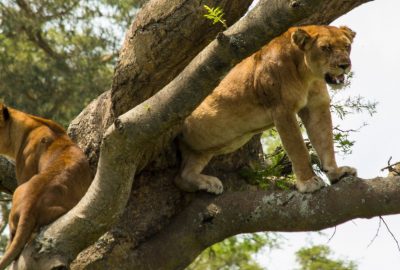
left=187, top=233, right=277, bottom=270
left=0, top=0, right=397, bottom=269
left=0, top=0, right=144, bottom=126
left=295, top=245, right=357, bottom=270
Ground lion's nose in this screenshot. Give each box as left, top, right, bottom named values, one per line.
left=338, top=63, right=351, bottom=70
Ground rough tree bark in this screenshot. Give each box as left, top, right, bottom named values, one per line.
left=0, top=0, right=391, bottom=269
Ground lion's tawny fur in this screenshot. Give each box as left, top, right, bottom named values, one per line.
left=0, top=103, right=92, bottom=269
left=176, top=25, right=357, bottom=194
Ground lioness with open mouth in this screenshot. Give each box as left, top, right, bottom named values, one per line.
left=176, top=25, right=357, bottom=194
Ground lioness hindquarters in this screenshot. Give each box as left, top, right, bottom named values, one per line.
left=177, top=25, right=358, bottom=194
left=0, top=103, right=92, bottom=270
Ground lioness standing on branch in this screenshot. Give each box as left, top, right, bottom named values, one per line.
left=0, top=103, right=92, bottom=269
left=176, top=25, right=357, bottom=194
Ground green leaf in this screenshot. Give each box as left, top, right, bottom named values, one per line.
left=203, top=5, right=228, bottom=29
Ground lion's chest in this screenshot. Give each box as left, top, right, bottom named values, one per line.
left=280, top=82, right=315, bottom=113
left=295, top=92, right=309, bottom=112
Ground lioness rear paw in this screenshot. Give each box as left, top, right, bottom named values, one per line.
left=327, top=166, right=357, bottom=184
left=198, top=176, right=224, bottom=195
left=296, top=176, right=326, bottom=193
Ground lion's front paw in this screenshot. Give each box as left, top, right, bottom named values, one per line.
left=296, top=176, right=326, bottom=193
left=198, top=176, right=224, bottom=194
left=326, top=166, right=357, bottom=184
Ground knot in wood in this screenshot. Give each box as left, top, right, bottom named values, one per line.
left=200, top=203, right=221, bottom=224
left=289, top=0, right=303, bottom=8
left=114, top=118, right=124, bottom=133
left=217, top=32, right=246, bottom=56
left=217, top=32, right=230, bottom=46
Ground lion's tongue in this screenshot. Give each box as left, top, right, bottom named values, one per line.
left=334, top=74, right=345, bottom=84
left=326, top=73, right=345, bottom=85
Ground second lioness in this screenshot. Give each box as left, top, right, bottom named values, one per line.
left=0, top=104, right=92, bottom=269
left=176, top=25, right=357, bottom=194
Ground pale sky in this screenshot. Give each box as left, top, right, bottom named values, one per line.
left=259, top=0, right=400, bottom=269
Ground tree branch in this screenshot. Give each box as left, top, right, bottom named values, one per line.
left=110, top=0, right=255, bottom=117
left=15, top=0, right=67, bottom=61
left=118, top=176, right=400, bottom=270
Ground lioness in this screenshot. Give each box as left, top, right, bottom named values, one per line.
left=176, top=25, right=357, bottom=194
left=0, top=103, right=92, bottom=269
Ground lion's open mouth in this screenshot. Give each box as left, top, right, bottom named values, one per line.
left=324, top=73, right=345, bottom=85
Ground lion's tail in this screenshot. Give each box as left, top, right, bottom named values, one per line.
left=0, top=212, right=35, bottom=270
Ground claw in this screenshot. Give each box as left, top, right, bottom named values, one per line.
left=199, top=176, right=224, bottom=194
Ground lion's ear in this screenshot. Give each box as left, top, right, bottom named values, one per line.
left=339, top=26, right=356, bottom=42
left=291, top=28, right=313, bottom=51
left=0, top=103, right=10, bottom=127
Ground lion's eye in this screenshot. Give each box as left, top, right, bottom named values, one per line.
left=345, top=44, right=351, bottom=51
left=321, top=44, right=332, bottom=52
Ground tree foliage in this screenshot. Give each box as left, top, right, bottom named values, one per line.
left=203, top=5, right=228, bottom=29
left=296, top=245, right=357, bottom=270
left=187, top=233, right=279, bottom=270
left=0, top=0, right=145, bottom=126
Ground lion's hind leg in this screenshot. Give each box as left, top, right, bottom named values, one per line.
left=175, top=146, right=223, bottom=195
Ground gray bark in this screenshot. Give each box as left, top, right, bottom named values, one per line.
left=0, top=157, right=16, bottom=194
left=102, top=176, right=400, bottom=270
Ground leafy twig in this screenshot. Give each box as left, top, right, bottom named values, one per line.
left=203, top=5, right=228, bottom=29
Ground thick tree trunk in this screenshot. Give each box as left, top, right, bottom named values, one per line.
left=0, top=0, right=385, bottom=269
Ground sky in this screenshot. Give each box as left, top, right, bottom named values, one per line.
left=258, top=0, right=400, bottom=269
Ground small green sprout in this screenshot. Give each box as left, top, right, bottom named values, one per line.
left=203, top=5, right=228, bottom=29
